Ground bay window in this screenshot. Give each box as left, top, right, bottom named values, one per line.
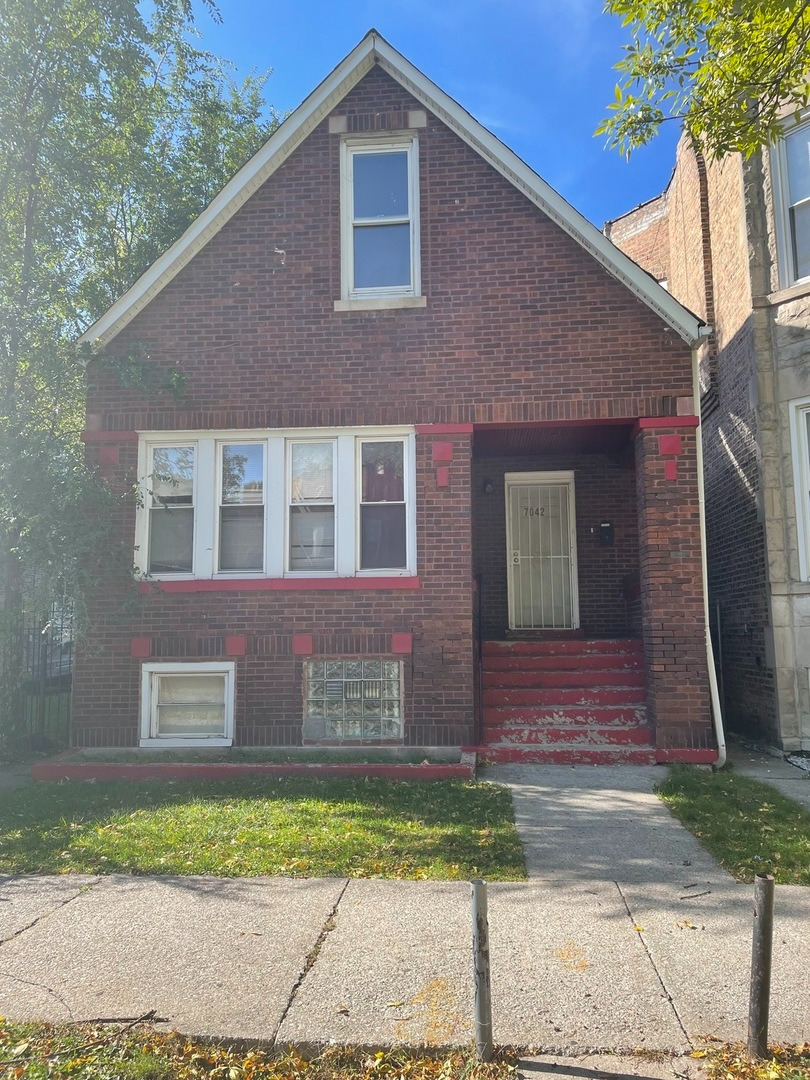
left=136, top=427, right=416, bottom=580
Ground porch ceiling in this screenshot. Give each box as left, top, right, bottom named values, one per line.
left=473, top=422, right=634, bottom=458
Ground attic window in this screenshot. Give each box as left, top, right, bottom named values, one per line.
left=340, top=137, right=420, bottom=302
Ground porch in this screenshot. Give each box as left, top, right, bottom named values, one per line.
left=469, top=419, right=715, bottom=763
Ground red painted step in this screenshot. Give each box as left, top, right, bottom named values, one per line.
left=484, top=653, right=644, bottom=672
left=478, top=746, right=657, bottom=765
left=482, top=639, right=643, bottom=657
left=483, top=705, right=647, bottom=727
left=483, top=669, right=646, bottom=689
left=482, top=724, right=654, bottom=746
left=484, top=686, right=647, bottom=706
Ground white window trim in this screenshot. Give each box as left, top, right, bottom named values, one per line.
left=771, top=116, right=810, bottom=289
left=285, top=437, right=338, bottom=576
left=216, top=438, right=268, bottom=576
left=355, top=435, right=413, bottom=576
left=339, top=135, right=421, bottom=302
left=140, top=661, right=235, bottom=747
left=135, top=427, right=417, bottom=581
left=790, top=398, right=810, bottom=580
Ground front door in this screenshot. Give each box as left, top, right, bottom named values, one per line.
left=505, top=471, right=579, bottom=630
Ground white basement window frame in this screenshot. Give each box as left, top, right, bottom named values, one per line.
left=135, top=427, right=417, bottom=580
left=140, top=661, right=235, bottom=747
left=772, top=116, right=810, bottom=288
left=340, top=135, right=421, bottom=301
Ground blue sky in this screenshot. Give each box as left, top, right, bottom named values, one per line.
left=194, top=0, right=679, bottom=227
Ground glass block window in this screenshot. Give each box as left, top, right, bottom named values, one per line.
left=305, top=659, right=402, bottom=739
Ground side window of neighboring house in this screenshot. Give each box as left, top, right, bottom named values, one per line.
left=340, top=137, right=420, bottom=300
left=790, top=398, right=810, bottom=579
left=136, top=429, right=416, bottom=580
left=773, top=120, right=810, bottom=287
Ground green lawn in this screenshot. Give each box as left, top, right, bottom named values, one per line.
left=0, top=1019, right=519, bottom=1079
left=657, top=765, right=810, bottom=885
left=0, top=777, right=525, bottom=880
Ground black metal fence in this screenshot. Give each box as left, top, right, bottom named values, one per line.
left=15, top=598, right=74, bottom=751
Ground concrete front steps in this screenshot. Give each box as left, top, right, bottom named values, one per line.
left=479, top=637, right=658, bottom=765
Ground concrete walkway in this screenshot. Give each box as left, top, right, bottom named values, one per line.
left=1, top=760, right=808, bottom=1060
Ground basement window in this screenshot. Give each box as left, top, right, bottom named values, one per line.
left=305, top=659, right=402, bottom=739
left=140, top=662, right=235, bottom=747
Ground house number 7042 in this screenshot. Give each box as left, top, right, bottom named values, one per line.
left=523, top=506, right=545, bottom=516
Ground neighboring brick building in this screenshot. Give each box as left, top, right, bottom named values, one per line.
left=75, top=31, right=715, bottom=763
left=607, top=116, right=810, bottom=753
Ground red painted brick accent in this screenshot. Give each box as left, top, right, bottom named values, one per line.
left=432, top=442, right=453, bottom=463
left=98, top=444, right=119, bottom=467
left=81, top=430, right=139, bottom=443
left=659, top=434, right=682, bottom=456
left=390, top=632, right=413, bottom=654
left=139, top=577, right=422, bottom=593
left=130, top=637, right=151, bottom=658
left=415, top=423, right=474, bottom=434
left=291, top=634, right=314, bottom=656
left=436, top=466, right=450, bottom=487
left=664, top=460, right=679, bottom=481
left=225, top=635, right=247, bottom=656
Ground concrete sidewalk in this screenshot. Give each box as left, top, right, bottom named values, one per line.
left=1, top=762, right=808, bottom=1055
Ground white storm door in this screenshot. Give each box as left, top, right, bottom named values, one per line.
left=506, top=472, right=579, bottom=630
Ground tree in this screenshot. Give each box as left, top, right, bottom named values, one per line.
left=598, top=0, right=810, bottom=157
left=0, top=0, right=278, bottom=750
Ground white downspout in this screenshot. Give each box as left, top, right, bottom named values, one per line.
left=693, top=339, right=727, bottom=768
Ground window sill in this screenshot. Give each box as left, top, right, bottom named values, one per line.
left=333, top=296, right=426, bottom=312
left=139, top=738, right=233, bottom=748
left=755, top=279, right=810, bottom=307
left=139, top=576, right=422, bottom=593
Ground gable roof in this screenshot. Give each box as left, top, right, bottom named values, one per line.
left=79, top=30, right=705, bottom=347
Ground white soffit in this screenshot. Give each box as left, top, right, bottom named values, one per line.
left=79, top=30, right=704, bottom=347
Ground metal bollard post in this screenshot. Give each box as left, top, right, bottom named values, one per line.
left=471, top=879, right=493, bottom=1062
left=748, top=873, right=775, bottom=1060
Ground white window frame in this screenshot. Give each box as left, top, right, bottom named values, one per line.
left=286, top=438, right=338, bottom=576
left=140, top=661, right=235, bottom=747
left=216, top=439, right=267, bottom=576
left=356, top=436, right=412, bottom=575
left=340, top=136, right=421, bottom=301
left=772, top=115, right=810, bottom=288
left=135, top=427, right=417, bottom=580
left=790, top=397, right=810, bottom=579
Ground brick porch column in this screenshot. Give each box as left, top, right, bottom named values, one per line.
left=633, top=419, right=712, bottom=751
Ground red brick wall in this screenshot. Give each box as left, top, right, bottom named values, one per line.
left=634, top=424, right=712, bottom=746
left=471, top=453, right=639, bottom=638
left=76, top=64, right=706, bottom=748
left=604, top=195, right=670, bottom=284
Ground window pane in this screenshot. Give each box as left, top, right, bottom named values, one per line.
left=354, top=224, right=411, bottom=289
left=360, top=504, right=406, bottom=569
left=149, top=506, right=193, bottom=573
left=291, top=443, right=333, bottom=502
left=353, top=151, right=408, bottom=218
left=157, top=704, right=225, bottom=736
left=222, top=444, right=263, bottom=504
left=151, top=447, right=194, bottom=506
left=362, top=441, right=404, bottom=501
left=157, top=675, right=225, bottom=704
left=790, top=201, right=810, bottom=280
left=220, top=505, right=264, bottom=571
left=290, top=506, right=335, bottom=570
left=786, top=127, right=810, bottom=205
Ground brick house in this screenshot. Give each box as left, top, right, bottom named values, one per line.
left=75, top=31, right=718, bottom=764
left=607, top=115, right=810, bottom=753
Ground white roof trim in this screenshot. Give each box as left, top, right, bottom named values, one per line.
left=80, top=30, right=704, bottom=347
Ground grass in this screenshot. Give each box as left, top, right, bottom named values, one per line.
left=0, top=1019, right=520, bottom=1079
left=657, top=765, right=810, bottom=884
left=0, top=777, right=525, bottom=880
left=698, top=1041, right=810, bottom=1080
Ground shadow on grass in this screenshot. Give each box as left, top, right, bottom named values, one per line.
left=0, top=777, right=526, bottom=881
